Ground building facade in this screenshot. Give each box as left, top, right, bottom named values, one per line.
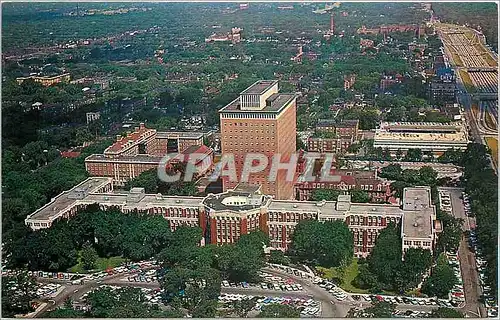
left=16, top=73, right=71, bottom=86
left=85, top=123, right=211, bottom=184
left=25, top=178, right=438, bottom=258
left=373, top=122, right=468, bottom=153
left=219, top=80, right=297, bottom=200
left=294, top=169, right=392, bottom=203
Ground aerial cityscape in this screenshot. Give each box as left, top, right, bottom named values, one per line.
left=1, top=2, right=498, bottom=319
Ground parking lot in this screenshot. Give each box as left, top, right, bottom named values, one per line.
left=36, top=283, right=64, bottom=298
left=218, top=293, right=322, bottom=317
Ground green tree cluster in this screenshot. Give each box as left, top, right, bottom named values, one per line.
left=289, top=220, right=353, bottom=268
left=421, top=253, right=458, bottom=298
left=354, top=223, right=432, bottom=293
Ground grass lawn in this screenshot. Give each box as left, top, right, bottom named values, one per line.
left=458, top=70, right=476, bottom=93
left=485, top=112, right=497, bottom=131
left=485, top=137, right=498, bottom=167
left=316, top=258, right=369, bottom=294
left=68, top=255, right=127, bottom=274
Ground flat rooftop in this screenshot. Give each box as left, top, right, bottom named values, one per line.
left=85, top=154, right=164, bottom=164
left=268, top=200, right=338, bottom=214
left=156, top=131, right=205, bottom=139
left=203, top=191, right=268, bottom=212
left=219, top=94, right=296, bottom=113
left=84, top=193, right=204, bottom=210
left=403, top=187, right=431, bottom=211
left=240, top=80, right=278, bottom=95
left=374, top=131, right=467, bottom=143
left=380, top=121, right=462, bottom=132
left=402, top=210, right=433, bottom=238
left=26, top=177, right=112, bottom=221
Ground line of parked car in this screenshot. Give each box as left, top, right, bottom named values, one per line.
left=439, top=191, right=453, bottom=214
left=392, top=309, right=434, bottom=318
left=460, top=192, right=474, bottom=217
left=218, top=293, right=321, bottom=317
left=466, top=228, right=498, bottom=317
left=36, top=283, right=62, bottom=297
left=221, top=272, right=304, bottom=292
left=313, top=278, right=347, bottom=301
left=126, top=269, right=158, bottom=283
left=446, top=252, right=465, bottom=306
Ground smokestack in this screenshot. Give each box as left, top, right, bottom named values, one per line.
left=330, top=13, right=335, bottom=34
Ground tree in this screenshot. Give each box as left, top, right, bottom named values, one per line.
left=405, top=148, right=423, bottom=162
left=310, top=189, right=341, bottom=201
left=1, top=271, right=39, bottom=318
left=363, top=301, right=396, bottom=318
left=289, top=220, right=353, bottom=268
left=430, top=307, right=464, bottom=318
left=422, top=253, right=457, bottom=298
left=296, top=135, right=306, bottom=151
left=257, top=303, right=300, bottom=318
left=418, top=166, right=438, bottom=186
left=350, top=189, right=371, bottom=203
left=81, top=243, right=98, bottom=270
left=367, top=223, right=403, bottom=289
left=435, top=209, right=463, bottom=254
left=268, top=250, right=290, bottom=265
left=353, top=264, right=380, bottom=290
left=85, top=286, right=170, bottom=318
left=231, top=298, right=258, bottom=317
left=395, top=248, right=432, bottom=292
left=379, top=164, right=402, bottom=181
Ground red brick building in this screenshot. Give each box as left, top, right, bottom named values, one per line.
left=219, top=80, right=297, bottom=200
left=27, top=178, right=436, bottom=258
left=294, top=169, right=392, bottom=203
left=85, top=123, right=210, bottom=184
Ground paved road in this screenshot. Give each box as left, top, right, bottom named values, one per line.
left=263, top=267, right=349, bottom=317
left=438, top=187, right=485, bottom=318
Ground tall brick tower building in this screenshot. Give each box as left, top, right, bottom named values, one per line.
left=219, top=80, right=297, bottom=200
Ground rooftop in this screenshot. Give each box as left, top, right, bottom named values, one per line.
left=401, top=187, right=434, bottom=239
left=203, top=190, right=268, bottom=212
left=240, top=80, right=278, bottom=95
left=105, top=123, right=155, bottom=154
left=85, top=154, right=164, bottom=164
left=156, top=131, right=205, bottom=140
left=380, top=122, right=462, bottom=132
left=26, top=177, right=113, bottom=221
left=219, top=94, right=296, bottom=113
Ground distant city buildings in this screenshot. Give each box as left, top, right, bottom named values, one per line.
left=16, top=73, right=71, bottom=86
left=86, top=112, right=101, bottom=124
left=343, top=74, right=356, bottom=90
left=25, top=178, right=438, bottom=257
left=429, top=67, right=456, bottom=103
left=307, top=119, right=360, bottom=154
left=219, top=80, right=297, bottom=200
left=380, top=74, right=403, bottom=92
left=357, top=24, right=424, bottom=38
left=374, top=121, right=468, bottom=153
left=205, top=27, right=242, bottom=44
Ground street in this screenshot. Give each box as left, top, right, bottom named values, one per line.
left=438, top=187, right=486, bottom=318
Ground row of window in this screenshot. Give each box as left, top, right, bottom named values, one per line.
left=225, top=122, right=276, bottom=127
left=404, top=240, right=431, bottom=247
left=221, top=113, right=277, bottom=119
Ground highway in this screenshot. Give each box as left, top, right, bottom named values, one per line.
left=436, top=23, right=498, bottom=142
